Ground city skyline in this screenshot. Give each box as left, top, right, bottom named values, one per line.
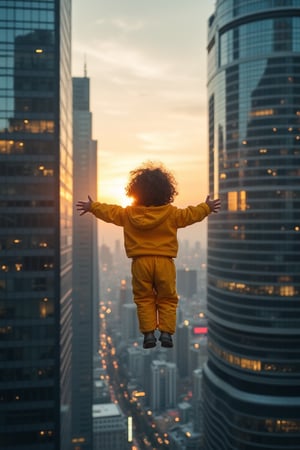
left=72, top=0, right=215, bottom=247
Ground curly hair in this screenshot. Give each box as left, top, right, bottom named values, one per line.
left=125, top=161, right=178, bottom=206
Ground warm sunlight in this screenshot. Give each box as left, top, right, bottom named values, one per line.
left=100, top=181, right=133, bottom=207
left=120, top=193, right=134, bottom=207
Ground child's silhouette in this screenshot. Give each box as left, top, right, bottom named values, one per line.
left=76, top=161, right=220, bottom=348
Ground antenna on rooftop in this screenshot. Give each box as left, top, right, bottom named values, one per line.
left=84, top=54, right=87, bottom=77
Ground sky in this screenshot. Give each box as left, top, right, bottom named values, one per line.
left=72, top=0, right=216, bottom=248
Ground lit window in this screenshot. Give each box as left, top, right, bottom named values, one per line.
left=250, top=108, right=274, bottom=117
left=228, top=191, right=238, bottom=211
left=280, top=286, right=294, bottom=297
left=239, top=190, right=247, bottom=211
left=40, top=304, right=48, bottom=318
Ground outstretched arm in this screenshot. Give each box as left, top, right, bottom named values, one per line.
left=76, top=195, right=93, bottom=216
left=206, top=195, right=221, bottom=213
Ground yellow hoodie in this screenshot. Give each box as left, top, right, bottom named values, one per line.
left=90, top=202, right=211, bottom=258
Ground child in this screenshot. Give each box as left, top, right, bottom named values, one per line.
left=76, top=162, right=220, bottom=349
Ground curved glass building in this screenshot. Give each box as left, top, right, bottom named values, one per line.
left=204, top=1, right=300, bottom=449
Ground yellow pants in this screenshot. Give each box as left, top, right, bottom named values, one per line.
left=131, top=256, right=178, bottom=334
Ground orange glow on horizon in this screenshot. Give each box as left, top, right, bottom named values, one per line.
left=99, top=180, right=133, bottom=207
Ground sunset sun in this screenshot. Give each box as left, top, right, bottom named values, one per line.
left=101, top=180, right=133, bottom=207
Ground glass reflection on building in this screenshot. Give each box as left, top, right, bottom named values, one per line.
left=0, top=1, right=72, bottom=449
left=204, top=1, right=300, bottom=449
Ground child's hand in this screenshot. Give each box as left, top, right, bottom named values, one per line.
left=206, top=195, right=221, bottom=213
left=76, top=195, right=93, bottom=216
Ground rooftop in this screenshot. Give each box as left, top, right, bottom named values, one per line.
left=92, top=403, right=121, bottom=418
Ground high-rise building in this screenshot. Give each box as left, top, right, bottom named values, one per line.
left=126, top=346, right=144, bottom=381
left=177, top=269, right=197, bottom=298
left=176, top=322, right=191, bottom=378
left=92, top=403, right=127, bottom=450
left=192, top=369, right=204, bottom=434
left=0, top=1, right=72, bottom=449
left=204, top=1, right=300, bottom=449
left=118, top=277, right=133, bottom=320
left=151, top=360, right=177, bottom=412
left=121, top=303, right=140, bottom=342
left=72, top=74, right=98, bottom=449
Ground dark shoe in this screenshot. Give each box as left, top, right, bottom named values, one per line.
left=143, top=332, right=156, bottom=349
left=159, top=332, right=173, bottom=348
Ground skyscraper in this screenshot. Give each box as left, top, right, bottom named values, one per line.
left=121, top=303, right=140, bottom=342
left=72, top=73, right=98, bottom=449
left=204, top=1, right=300, bottom=449
left=0, top=1, right=72, bottom=448
left=151, top=360, right=177, bottom=412
left=177, top=268, right=197, bottom=298
left=92, top=403, right=127, bottom=450
left=176, top=322, right=191, bottom=378
left=192, top=369, right=204, bottom=434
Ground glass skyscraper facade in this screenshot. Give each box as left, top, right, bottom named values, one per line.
left=72, top=75, right=98, bottom=450
left=0, top=1, right=73, bottom=449
left=204, top=1, right=300, bottom=449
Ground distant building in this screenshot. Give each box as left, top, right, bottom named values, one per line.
left=192, top=369, right=204, bottom=434
left=141, top=351, right=154, bottom=398
left=190, top=322, right=208, bottom=373
left=151, top=360, right=177, bottom=412
left=127, top=346, right=144, bottom=381
left=204, top=1, right=300, bottom=448
left=72, top=73, right=98, bottom=449
left=178, top=401, right=192, bottom=424
left=93, top=380, right=110, bottom=404
left=177, top=269, right=197, bottom=298
left=117, top=277, right=138, bottom=328
left=0, top=1, right=72, bottom=448
left=93, top=403, right=127, bottom=450
left=169, top=426, right=202, bottom=450
left=121, top=303, right=140, bottom=342
left=176, top=322, right=191, bottom=378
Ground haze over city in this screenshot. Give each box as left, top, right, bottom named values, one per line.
left=72, top=0, right=215, bottom=247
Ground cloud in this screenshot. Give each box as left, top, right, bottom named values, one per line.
left=95, top=17, right=145, bottom=32
left=136, top=131, right=182, bottom=151
left=102, top=107, right=128, bottom=117
left=111, top=18, right=145, bottom=32
left=74, top=39, right=169, bottom=81
left=169, top=101, right=207, bottom=119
